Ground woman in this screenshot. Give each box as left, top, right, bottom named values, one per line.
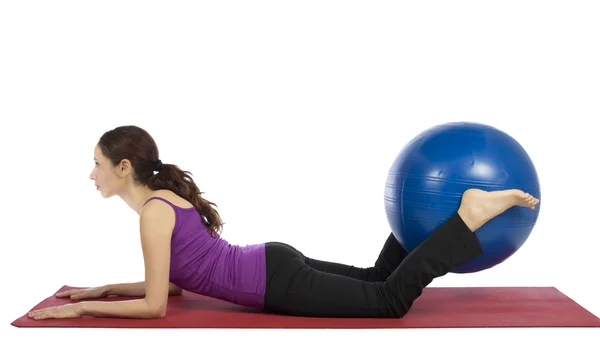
left=28, top=125, right=539, bottom=320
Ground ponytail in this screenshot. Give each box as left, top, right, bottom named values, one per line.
left=148, top=163, right=224, bottom=238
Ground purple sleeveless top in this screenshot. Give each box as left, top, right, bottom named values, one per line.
left=143, top=197, right=266, bottom=308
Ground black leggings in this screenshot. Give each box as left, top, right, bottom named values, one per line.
left=263, top=212, right=484, bottom=318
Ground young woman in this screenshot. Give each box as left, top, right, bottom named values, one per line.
left=28, top=125, right=539, bottom=320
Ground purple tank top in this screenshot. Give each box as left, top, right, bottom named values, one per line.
left=143, top=197, right=266, bottom=308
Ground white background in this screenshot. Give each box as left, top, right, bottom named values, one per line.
left=1, top=1, right=599, bottom=355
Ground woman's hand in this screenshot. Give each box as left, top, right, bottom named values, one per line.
left=55, top=286, right=109, bottom=300
left=28, top=303, right=84, bottom=320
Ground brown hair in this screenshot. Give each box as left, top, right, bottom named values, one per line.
left=97, top=125, right=224, bottom=238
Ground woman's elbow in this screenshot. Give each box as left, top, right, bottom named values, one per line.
left=148, top=306, right=167, bottom=318
left=154, top=308, right=167, bottom=318
left=145, top=300, right=168, bottom=318
left=169, top=283, right=183, bottom=295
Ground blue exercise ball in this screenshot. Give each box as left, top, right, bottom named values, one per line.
left=384, top=122, right=541, bottom=273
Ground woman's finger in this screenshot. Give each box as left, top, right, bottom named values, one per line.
left=34, top=310, right=52, bottom=320
left=56, top=289, right=82, bottom=297
left=29, top=307, right=52, bottom=319
left=70, top=292, right=88, bottom=300
left=28, top=307, right=46, bottom=316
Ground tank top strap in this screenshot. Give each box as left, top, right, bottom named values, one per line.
left=143, top=196, right=197, bottom=212
left=143, top=196, right=178, bottom=209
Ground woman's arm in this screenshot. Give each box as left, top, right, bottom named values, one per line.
left=78, top=200, right=178, bottom=319
left=79, top=299, right=161, bottom=318
left=104, top=281, right=182, bottom=297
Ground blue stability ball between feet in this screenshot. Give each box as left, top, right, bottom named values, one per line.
left=384, top=122, right=541, bottom=273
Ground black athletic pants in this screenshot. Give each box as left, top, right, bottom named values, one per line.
left=263, top=212, right=484, bottom=318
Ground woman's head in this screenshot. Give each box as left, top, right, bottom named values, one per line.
left=89, top=125, right=223, bottom=238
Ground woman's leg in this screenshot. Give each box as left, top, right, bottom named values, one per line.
left=264, top=212, right=480, bottom=318
left=263, top=188, right=539, bottom=318
left=303, top=232, right=408, bottom=282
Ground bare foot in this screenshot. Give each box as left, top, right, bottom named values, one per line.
left=457, top=188, right=540, bottom=232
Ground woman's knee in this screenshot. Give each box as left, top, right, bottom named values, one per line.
left=381, top=282, right=411, bottom=318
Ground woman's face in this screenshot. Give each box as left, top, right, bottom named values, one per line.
left=89, top=145, right=125, bottom=198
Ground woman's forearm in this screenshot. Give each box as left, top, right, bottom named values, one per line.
left=104, top=282, right=182, bottom=297
left=104, top=282, right=146, bottom=297
left=79, top=299, right=163, bottom=319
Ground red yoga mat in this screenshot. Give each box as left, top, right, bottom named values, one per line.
left=11, top=285, right=600, bottom=328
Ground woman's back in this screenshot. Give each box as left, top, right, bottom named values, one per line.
left=144, top=195, right=267, bottom=308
